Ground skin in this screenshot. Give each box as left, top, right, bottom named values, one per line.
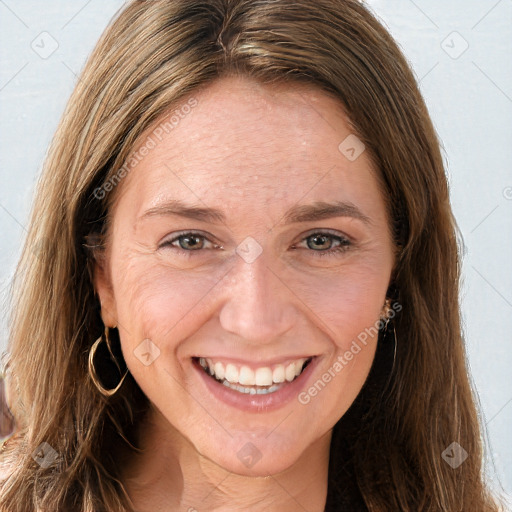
left=94, top=74, right=395, bottom=512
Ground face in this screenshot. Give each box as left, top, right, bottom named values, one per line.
left=94, top=74, right=395, bottom=476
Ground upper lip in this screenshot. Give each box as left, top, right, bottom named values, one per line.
left=192, top=354, right=316, bottom=368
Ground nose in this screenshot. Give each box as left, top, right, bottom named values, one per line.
left=218, top=252, right=297, bottom=345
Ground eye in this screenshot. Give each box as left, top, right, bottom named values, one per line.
left=159, top=231, right=221, bottom=255
left=293, top=230, right=352, bottom=257
left=159, top=230, right=352, bottom=259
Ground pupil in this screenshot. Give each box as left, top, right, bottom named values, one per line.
left=182, top=235, right=201, bottom=250
left=309, top=234, right=330, bottom=250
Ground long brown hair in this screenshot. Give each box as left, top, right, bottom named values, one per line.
left=0, top=0, right=504, bottom=510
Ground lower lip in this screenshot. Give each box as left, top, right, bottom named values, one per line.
left=193, top=357, right=319, bottom=412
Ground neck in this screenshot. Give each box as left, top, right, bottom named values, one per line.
left=120, top=406, right=331, bottom=512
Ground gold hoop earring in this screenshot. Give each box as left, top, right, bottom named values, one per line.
left=380, top=298, right=393, bottom=325
left=88, top=326, right=128, bottom=397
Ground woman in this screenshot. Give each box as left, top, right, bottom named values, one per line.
left=0, top=0, right=504, bottom=510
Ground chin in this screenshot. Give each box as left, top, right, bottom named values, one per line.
left=193, top=426, right=324, bottom=478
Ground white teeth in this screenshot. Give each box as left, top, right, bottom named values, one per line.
left=198, top=357, right=309, bottom=389
left=272, top=365, right=285, bottom=383
left=239, top=366, right=255, bottom=385
left=225, top=363, right=239, bottom=383
left=255, top=367, right=273, bottom=386
left=222, top=380, right=282, bottom=395
left=214, top=361, right=225, bottom=380
left=285, top=363, right=296, bottom=382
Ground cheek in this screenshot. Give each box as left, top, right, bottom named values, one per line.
left=108, top=252, right=387, bottom=441
left=110, top=263, right=223, bottom=399
left=111, top=260, right=225, bottom=348
left=287, top=262, right=387, bottom=348
left=112, top=253, right=388, bottom=352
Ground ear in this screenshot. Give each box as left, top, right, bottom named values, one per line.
left=92, top=251, right=118, bottom=328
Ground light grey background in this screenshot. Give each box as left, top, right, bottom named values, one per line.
left=1, top=0, right=511, bottom=503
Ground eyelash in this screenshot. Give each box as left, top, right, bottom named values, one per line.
left=160, top=230, right=352, bottom=258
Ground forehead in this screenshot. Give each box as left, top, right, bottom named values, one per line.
left=112, top=75, right=383, bottom=221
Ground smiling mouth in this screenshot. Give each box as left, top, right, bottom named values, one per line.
left=194, top=357, right=314, bottom=395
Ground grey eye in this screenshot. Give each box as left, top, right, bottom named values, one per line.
left=176, top=234, right=205, bottom=250
left=307, top=234, right=334, bottom=251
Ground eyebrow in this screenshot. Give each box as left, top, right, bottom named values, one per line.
left=138, top=199, right=371, bottom=226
